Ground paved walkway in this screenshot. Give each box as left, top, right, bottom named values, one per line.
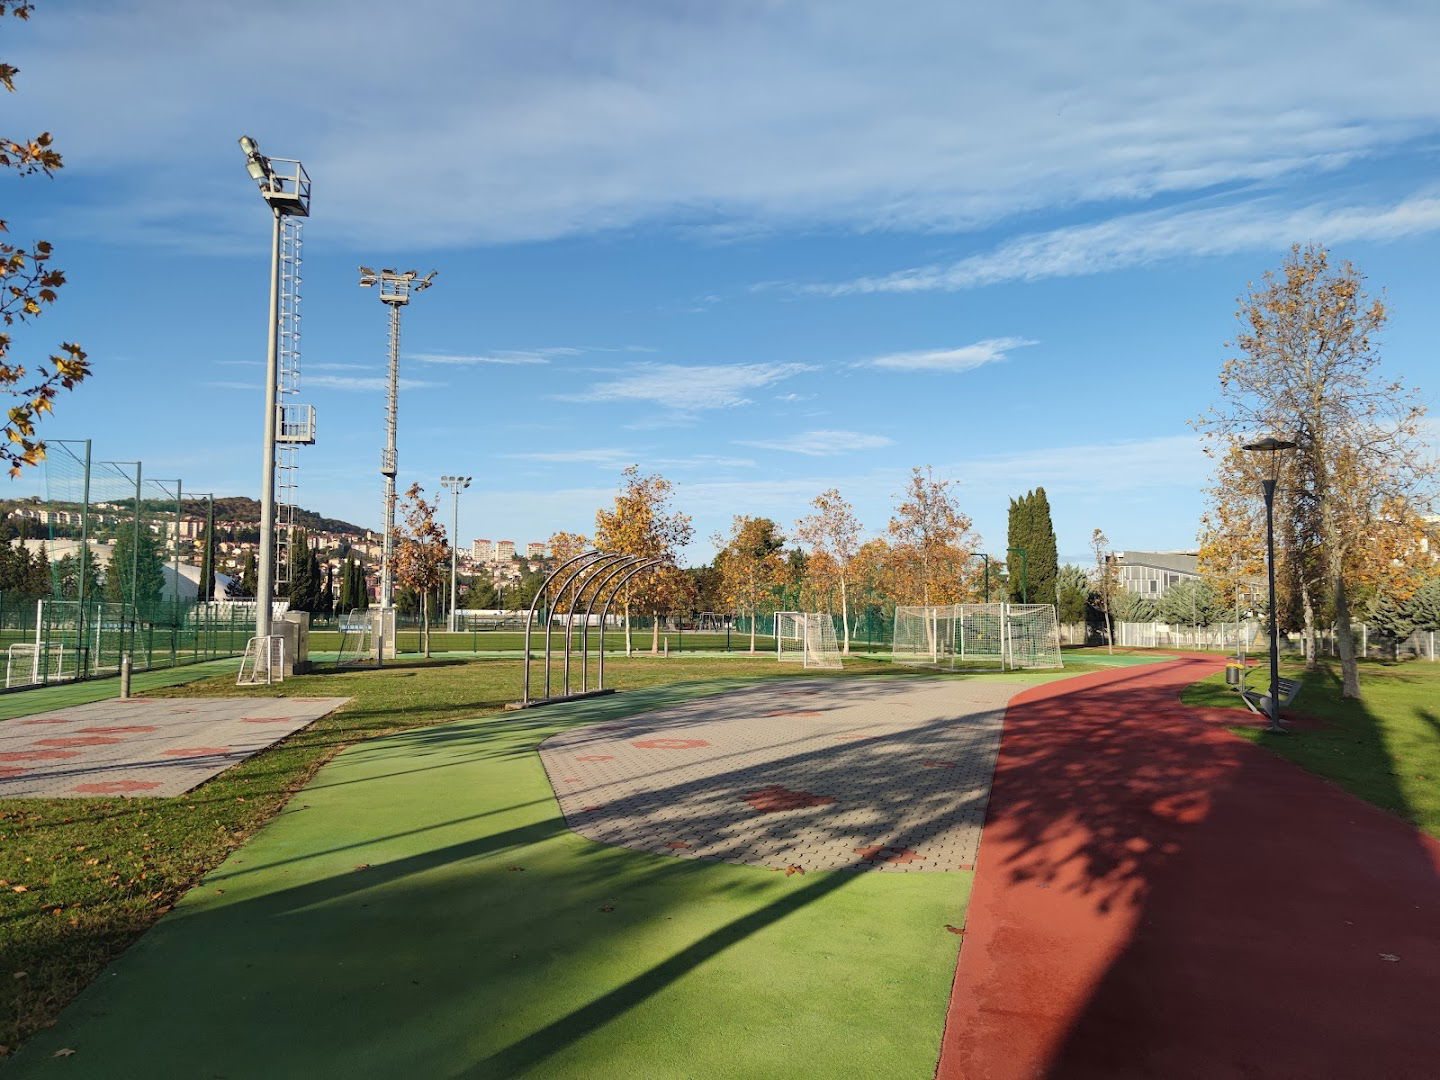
left=0, top=696, right=350, bottom=797
left=539, top=677, right=1020, bottom=871
left=938, top=656, right=1440, bottom=1079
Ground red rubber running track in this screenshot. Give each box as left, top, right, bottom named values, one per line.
left=937, top=656, right=1440, bottom=1079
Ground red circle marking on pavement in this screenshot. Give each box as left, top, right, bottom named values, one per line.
left=0, top=766, right=28, bottom=778
left=35, top=736, right=125, bottom=747
left=854, top=846, right=920, bottom=864
left=633, top=738, right=711, bottom=750
left=69, top=780, right=162, bottom=794
left=77, top=725, right=159, bottom=734
left=743, top=785, right=837, bottom=813
left=0, top=749, right=81, bottom=762
left=162, top=747, right=232, bottom=757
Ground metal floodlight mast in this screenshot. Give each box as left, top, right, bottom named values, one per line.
left=440, top=475, right=471, bottom=632
left=238, top=135, right=309, bottom=645
left=359, top=267, right=439, bottom=625
left=1242, top=436, right=1298, bottom=735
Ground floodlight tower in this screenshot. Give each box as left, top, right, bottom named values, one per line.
left=440, top=474, right=471, bottom=632
left=239, top=136, right=310, bottom=650
left=358, top=268, right=437, bottom=622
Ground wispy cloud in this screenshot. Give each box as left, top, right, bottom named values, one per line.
left=865, top=338, right=1037, bottom=372
left=28, top=4, right=1440, bottom=249
left=409, top=348, right=577, bottom=366
left=563, top=362, right=815, bottom=414
left=737, top=430, right=894, bottom=457
left=504, top=447, right=756, bottom=469
left=308, top=374, right=442, bottom=392
left=807, top=191, right=1440, bottom=295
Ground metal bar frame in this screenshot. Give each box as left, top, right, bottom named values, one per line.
left=596, top=560, right=665, bottom=692
left=544, top=553, right=607, bottom=699
left=580, top=556, right=644, bottom=692
left=521, top=549, right=598, bottom=704
left=562, top=553, right=630, bottom=697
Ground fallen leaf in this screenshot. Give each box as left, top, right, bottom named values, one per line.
left=84, top=859, right=98, bottom=866
left=945, top=925, right=965, bottom=935
left=784, top=865, right=805, bottom=876
left=10, top=885, right=27, bottom=893
left=1380, top=953, right=1400, bottom=962
left=353, top=864, right=371, bottom=871
left=53, top=1048, right=75, bottom=1057
left=11, top=972, right=26, bottom=980
left=507, top=866, right=526, bottom=873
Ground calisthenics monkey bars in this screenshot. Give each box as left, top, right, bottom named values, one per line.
left=511, top=550, right=667, bottom=708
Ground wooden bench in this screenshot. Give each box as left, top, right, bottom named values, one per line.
left=1239, top=675, right=1304, bottom=718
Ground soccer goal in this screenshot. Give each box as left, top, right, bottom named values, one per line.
left=336, top=608, right=373, bottom=668
left=777, top=611, right=842, bottom=669
left=776, top=611, right=805, bottom=662
left=892, top=603, right=1061, bottom=671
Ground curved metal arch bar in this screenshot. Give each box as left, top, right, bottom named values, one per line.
left=521, top=548, right=598, bottom=705
left=543, top=552, right=610, bottom=700
left=562, top=552, right=631, bottom=697
left=579, top=555, right=645, bottom=692
left=596, top=559, right=666, bottom=692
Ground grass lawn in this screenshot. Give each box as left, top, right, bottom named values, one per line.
left=1, top=653, right=1100, bottom=1073
left=1181, top=658, right=1440, bottom=839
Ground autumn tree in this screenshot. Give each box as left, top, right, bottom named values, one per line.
left=0, top=3, right=89, bottom=473
left=593, top=465, right=694, bottom=654
left=886, top=466, right=978, bottom=604
left=1090, top=528, right=1117, bottom=653
left=794, top=488, right=862, bottom=652
left=713, top=515, right=787, bottom=652
left=394, top=483, right=449, bottom=657
left=1197, top=244, right=1434, bottom=698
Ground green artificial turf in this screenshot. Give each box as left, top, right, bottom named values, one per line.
left=0, top=654, right=1108, bottom=1075
left=0, top=658, right=242, bottom=722
left=1181, top=658, right=1440, bottom=839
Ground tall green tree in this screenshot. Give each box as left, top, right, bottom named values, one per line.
left=1156, top=578, right=1223, bottom=627
left=106, top=526, right=165, bottom=619
left=1006, top=488, right=1059, bottom=606
left=53, top=544, right=100, bottom=601
left=319, top=563, right=335, bottom=620
left=197, top=501, right=216, bottom=602
left=1055, top=563, right=1090, bottom=625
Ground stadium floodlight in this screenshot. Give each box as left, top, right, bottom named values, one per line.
left=440, top=475, right=472, bottom=632
left=359, top=267, right=439, bottom=626
left=239, top=136, right=309, bottom=654
left=1243, top=436, right=1297, bottom=734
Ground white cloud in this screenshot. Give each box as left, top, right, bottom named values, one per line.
left=19, top=3, right=1440, bottom=248
left=810, top=192, right=1440, bottom=294
left=409, top=349, right=575, bottom=366
left=307, top=374, right=441, bottom=392
left=564, top=362, right=815, bottom=413
left=737, top=430, right=894, bottom=457
left=866, top=338, right=1037, bottom=372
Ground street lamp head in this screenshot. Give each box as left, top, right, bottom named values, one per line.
left=1241, top=437, right=1298, bottom=454
left=238, top=134, right=274, bottom=189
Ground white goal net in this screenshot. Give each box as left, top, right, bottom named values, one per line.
left=892, top=603, right=1061, bottom=671
left=777, top=611, right=842, bottom=669
left=776, top=611, right=805, bottom=663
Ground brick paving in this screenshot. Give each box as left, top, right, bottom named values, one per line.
left=538, top=677, right=1022, bottom=872
left=0, top=696, right=351, bottom=798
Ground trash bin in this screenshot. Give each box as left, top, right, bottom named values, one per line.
left=1224, top=662, right=1244, bottom=687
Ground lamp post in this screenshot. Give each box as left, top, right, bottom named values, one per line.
left=1006, top=546, right=1029, bottom=604
left=1242, top=436, right=1297, bottom=734
left=440, top=475, right=471, bottom=632
left=239, top=136, right=309, bottom=647
left=358, top=267, right=437, bottom=647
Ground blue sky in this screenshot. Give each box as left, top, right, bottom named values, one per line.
left=6, top=1, right=1439, bottom=564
